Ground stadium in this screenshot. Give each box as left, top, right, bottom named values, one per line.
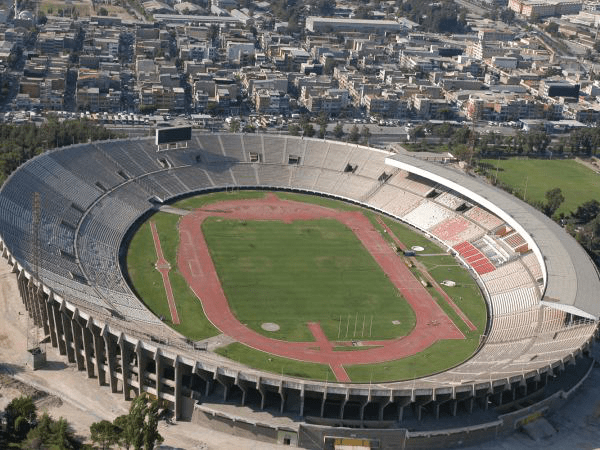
left=0, top=132, right=598, bottom=449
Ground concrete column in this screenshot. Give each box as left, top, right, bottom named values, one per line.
left=70, top=310, right=85, bottom=371
left=103, top=328, right=118, bottom=393
left=59, top=304, right=75, bottom=364
left=90, top=323, right=106, bottom=385
left=155, top=349, right=163, bottom=399
left=17, top=272, right=29, bottom=312
left=257, top=377, right=266, bottom=410
left=119, top=334, right=131, bottom=401
left=320, top=389, right=327, bottom=418
left=451, top=399, right=458, bottom=417
left=45, top=296, right=58, bottom=348
left=27, top=281, right=42, bottom=328
left=35, top=286, right=50, bottom=336
left=299, top=384, right=305, bottom=417
left=81, top=323, right=95, bottom=378
left=50, top=301, right=66, bottom=356
left=174, top=358, right=182, bottom=420
left=467, top=396, right=474, bottom=414
left=340, top=392, right=349, bottom=419
left=136, top=342, right=146, bottom=396
left=278, top=382, right=286, bottom=415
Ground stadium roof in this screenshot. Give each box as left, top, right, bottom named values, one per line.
left=386, top=152, right=600, bottom=321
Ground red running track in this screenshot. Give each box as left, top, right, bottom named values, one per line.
left=177, top=194, right=464, bottom=381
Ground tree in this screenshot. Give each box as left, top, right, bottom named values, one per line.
left=302, top=123, right=315, bottom=137
left=91, top=420, right=120, bottom=450
left=288, top=124, right=300, bottom=136
left=316, top=111, right=328, bottom=128
left=318, top=124, right=326, bottom=139
left=229, top=119, right=240, bottom=133
left=20, top=413, right=77, bottom=449
left=571, top=200, right=600, bottom=224
left=544, top=187, right=564, bottom=217
left=348, top=125, right=360, bottom=143
left=113, top=415, right=133, bottom=450
left=99, top=7, right=108, bottom=15
left=5, top=396, right=36, bottom=442
left=361, top=125, right=371, bottom=145
left=333, top=122, right=344, bottom=139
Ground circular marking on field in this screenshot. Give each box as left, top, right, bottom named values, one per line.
left=261, top=322, right=280, bottom=332
left=411, top=246, right=425, bottom=252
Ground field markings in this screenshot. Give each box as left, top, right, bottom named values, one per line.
left=150, top=221, right=181, bottom=325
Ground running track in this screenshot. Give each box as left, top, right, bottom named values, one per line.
left=177, top=194, right=465, bottom=381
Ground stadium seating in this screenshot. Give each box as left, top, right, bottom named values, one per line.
left=403, top=201, right=453, bottom=231
left=0, top=132, right=593, bottom=389
left=464, top=206, right=505, bottom=231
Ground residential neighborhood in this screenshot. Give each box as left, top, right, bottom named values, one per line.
left=0, top=0, right=598, bottom=137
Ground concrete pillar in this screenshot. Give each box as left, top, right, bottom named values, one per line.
left=90, top=323, right=106, bottom=386
left=59, top=303, right=75, bottom=363
left=50, top=300, right=66, bottom=355
left=155, top=349, right=163, bottom=399
left=340, top=391, right=349, bottom=419
left=257, top=377, right=266, bottom=410
left=174, top=357, right=182, bottom=420
left=70, top=310, right=85, bottom=371
left=299, top=384, right=305, bottom=417
left=136, top=342, right=146, bottom=396
left=119, top=334, right=131, bottom=401
left=35, top=286, right=50, bottom=337
left=320, top=389, right=327, bottom=418
left=278, top=381, right=286, bottom=415
left=27, top=281, right=42, bottom=328
left=451, top=399, right=458, bottom=417
left=81, top=322, right=95, bottom=378
left=45, top=296, right=58, bottom=348
left=17, top=272, right=29, bottom=312
left=103, top=328, right=118, bottom=393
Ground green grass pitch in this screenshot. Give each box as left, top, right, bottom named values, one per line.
left=202, top=217, right=416, bottom=342
left=481, top=158, right=600, bottom=216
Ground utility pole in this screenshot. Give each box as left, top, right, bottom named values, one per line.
left=26, top=192, right=46, bottom=369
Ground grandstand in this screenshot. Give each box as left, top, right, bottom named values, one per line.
left=0, top=133, right=597, bottom=449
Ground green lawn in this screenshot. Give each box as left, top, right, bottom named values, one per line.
left=216, top=343, right=335, bottom=381
left=276, top=191, right=361, bottom=211
left=202, top=217, right=416, bottom=342
left=481, top=158, right=600, bottom=215
left=172, top=190, right=266, bottom=210
left=344, top=338, right=480, bottom=382
left=126, top=212, right=220, bottom=341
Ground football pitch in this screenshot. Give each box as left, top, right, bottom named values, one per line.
left=125, top=190, right=487, bottom=382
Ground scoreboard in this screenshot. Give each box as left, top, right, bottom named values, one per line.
left=155, top=126, right=192, bottom=145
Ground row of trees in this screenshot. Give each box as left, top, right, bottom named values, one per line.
left=409, top=123, right=600, bottom=158
left=1, top=395, right=79, bottom=449
left=89, top=394, right=164, bottom=450
left=0, top=393, right=165, bottom=449
left=0, top=118, right=122, bottom=184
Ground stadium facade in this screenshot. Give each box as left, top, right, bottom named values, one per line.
left=0, top=133, right=598, bottom=449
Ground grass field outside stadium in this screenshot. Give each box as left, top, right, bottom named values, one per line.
left=126, top=190, right=487, bottom=382
left=480, top=158, right=600, bottom=216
